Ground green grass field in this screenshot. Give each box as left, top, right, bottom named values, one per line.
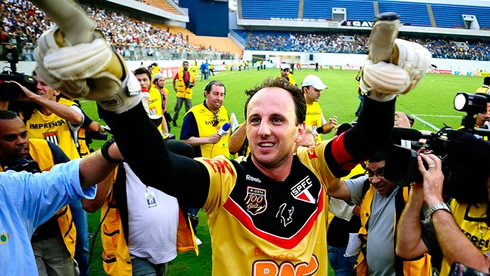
left=83, top=68, right=483, bottom=275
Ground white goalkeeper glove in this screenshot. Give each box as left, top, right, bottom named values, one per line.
left=360, top=14, right=432, bottom=102
left=34, top=27, right=141, bottom=113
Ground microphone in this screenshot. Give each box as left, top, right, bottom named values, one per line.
left=391, top=127, right=434, bottom=141
left=217, top=122, right=231, bottom=136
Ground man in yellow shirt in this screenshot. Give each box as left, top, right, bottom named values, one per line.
left=301, top=75, right=337, bottom=142
left=172, top=61, right=195, bottom=127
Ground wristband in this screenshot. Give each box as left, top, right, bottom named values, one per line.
left=100, top=138, right=121, bottom=164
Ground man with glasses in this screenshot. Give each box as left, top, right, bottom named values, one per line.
left=180, top=80, right=230, bottom=159
left=337, top=150, right=431, bottom=275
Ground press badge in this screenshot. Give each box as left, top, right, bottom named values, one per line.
left=145, top=187, right=157, bottom=208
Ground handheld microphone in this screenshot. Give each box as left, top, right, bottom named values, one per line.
left=217, top=123, right=231, bottom=136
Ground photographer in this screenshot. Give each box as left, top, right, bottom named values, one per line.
left=396, top=148, right=490, bottom=275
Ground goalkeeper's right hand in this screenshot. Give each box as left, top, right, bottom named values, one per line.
left=360, top=12, right=432, bottom=102
left=34, top=26, right=141, bottom=113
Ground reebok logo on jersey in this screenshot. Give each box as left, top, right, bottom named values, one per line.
left=290, top=176, right=316, bottom=204
left=245, top=186, right=267, bottom=216
left=246, top=174, right=262, bottom=183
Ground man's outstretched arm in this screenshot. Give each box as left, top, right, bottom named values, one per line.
left=99, top=104, right=210, bottom=207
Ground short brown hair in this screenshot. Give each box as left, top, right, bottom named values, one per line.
left=244, top=78, right=305, bottom=125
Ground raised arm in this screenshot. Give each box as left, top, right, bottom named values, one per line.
left=419, top=154, right=490, bottom=273
left=396, top=183, right=428, bottom=258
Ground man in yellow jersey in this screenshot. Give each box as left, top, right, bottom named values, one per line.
left=172, top=61, right=195, bottom=127
left=134, top=67, right=169, bottom=135
left=180, top=80, right=230, bottom=159
left=280, top=63, right=297, bottom=86
left=152, top=73, right=172, bottom=132
left=19, top=75, right=83, bottom=160
left=301, top=74, right=337, bottom=142
left=0, top=110, right=77, bottom=275
left=397, top=140, right=490, bottom=275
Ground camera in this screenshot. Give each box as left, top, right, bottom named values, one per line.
left=385, top=92, right=490, bottom=203
left=0, top=72, right=38, bottom=101
left=0, top=43, right=38, bottom=101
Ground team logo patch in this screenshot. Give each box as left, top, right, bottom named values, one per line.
left=244, top=186, right=268, bottom=216
left=44, top=131, right=59, bottom=145
left=290, top=176, right=316, bottom=204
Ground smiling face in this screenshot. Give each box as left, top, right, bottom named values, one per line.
left=246, top=87, right=304, bottom=170
left=0, top=117, right=29, bottom=164
left=35, top=76, right=59, bottom=101
left=366, top=160, right=396, bottom=196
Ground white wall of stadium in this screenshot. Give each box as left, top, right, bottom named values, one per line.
left=243, top=51, right=490, bottom=76
left=4, top=54, right=490, bottom=78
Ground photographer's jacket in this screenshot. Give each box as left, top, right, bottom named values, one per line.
left=347, top=177, right=431, bottom=276
left=175, top=70, right=195, bottom=99
left=22, top=98, right=82, bottom=160
left=26, top=139, right=77, bottom=258
left=181, top=103, right=230, bottom=158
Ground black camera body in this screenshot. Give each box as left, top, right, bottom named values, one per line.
left=386, top=127, right=489, bottom=203
left=0, top=72, right=38, bottom=101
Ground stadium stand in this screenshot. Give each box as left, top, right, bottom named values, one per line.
left=1, top=0, right=239, bottom=61
left=143, top=0, right=183, bottom=16
left=378, top=1, right=431, bottom=27
left=244, top=30, right=490, bottom=61
left=303, top=0, right=374, bottom=21
left=431, top=3, right=490, bottom=29
left=241, top=0, right=299, bottom=20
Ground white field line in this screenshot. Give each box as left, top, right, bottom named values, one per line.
left=410, top=114, right=440, bottom=131
left=411, top=114, right=460, bottom=118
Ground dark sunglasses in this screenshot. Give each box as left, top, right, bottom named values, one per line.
left=212, top=113, right=220, bottom=127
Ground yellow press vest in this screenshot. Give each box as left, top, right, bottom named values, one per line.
left=149, top=86, right=164, bottom=133
left=28, top=139, right=77, bottom=258
left=176, top=71, right=195, bottom=99
left=100, top=167, right=196, bottom=276
left=280, top=73, right=297, bottom=86
left=188, top=103, right=230, bottom=158
left=77, top=127, right=90, bottom=158
left=356, top=185, right=431, bottom=275
left=475, top=85, right=489, bottom=95
left=24, top=98, right=81, bottom=160
left=439, top=200, right=489, bottom=275
left=305, top=102, right=323, bottom=142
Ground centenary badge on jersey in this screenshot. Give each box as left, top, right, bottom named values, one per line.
left=245, top=186, right=267, bottom=216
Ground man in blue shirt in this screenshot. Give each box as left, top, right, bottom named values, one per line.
left=0, top=110, right=120, bottom=275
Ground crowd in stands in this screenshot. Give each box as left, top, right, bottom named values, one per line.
left=1, top=0, right=235, bottom=61
left=246, top=31, right=490, bottom=61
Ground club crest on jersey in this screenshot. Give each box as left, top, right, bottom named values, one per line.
left=44, top=131, right=59, bottom=145
left=245, top=186, right=267, bottom=216
left=290, top=176, right=316, bottom=204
